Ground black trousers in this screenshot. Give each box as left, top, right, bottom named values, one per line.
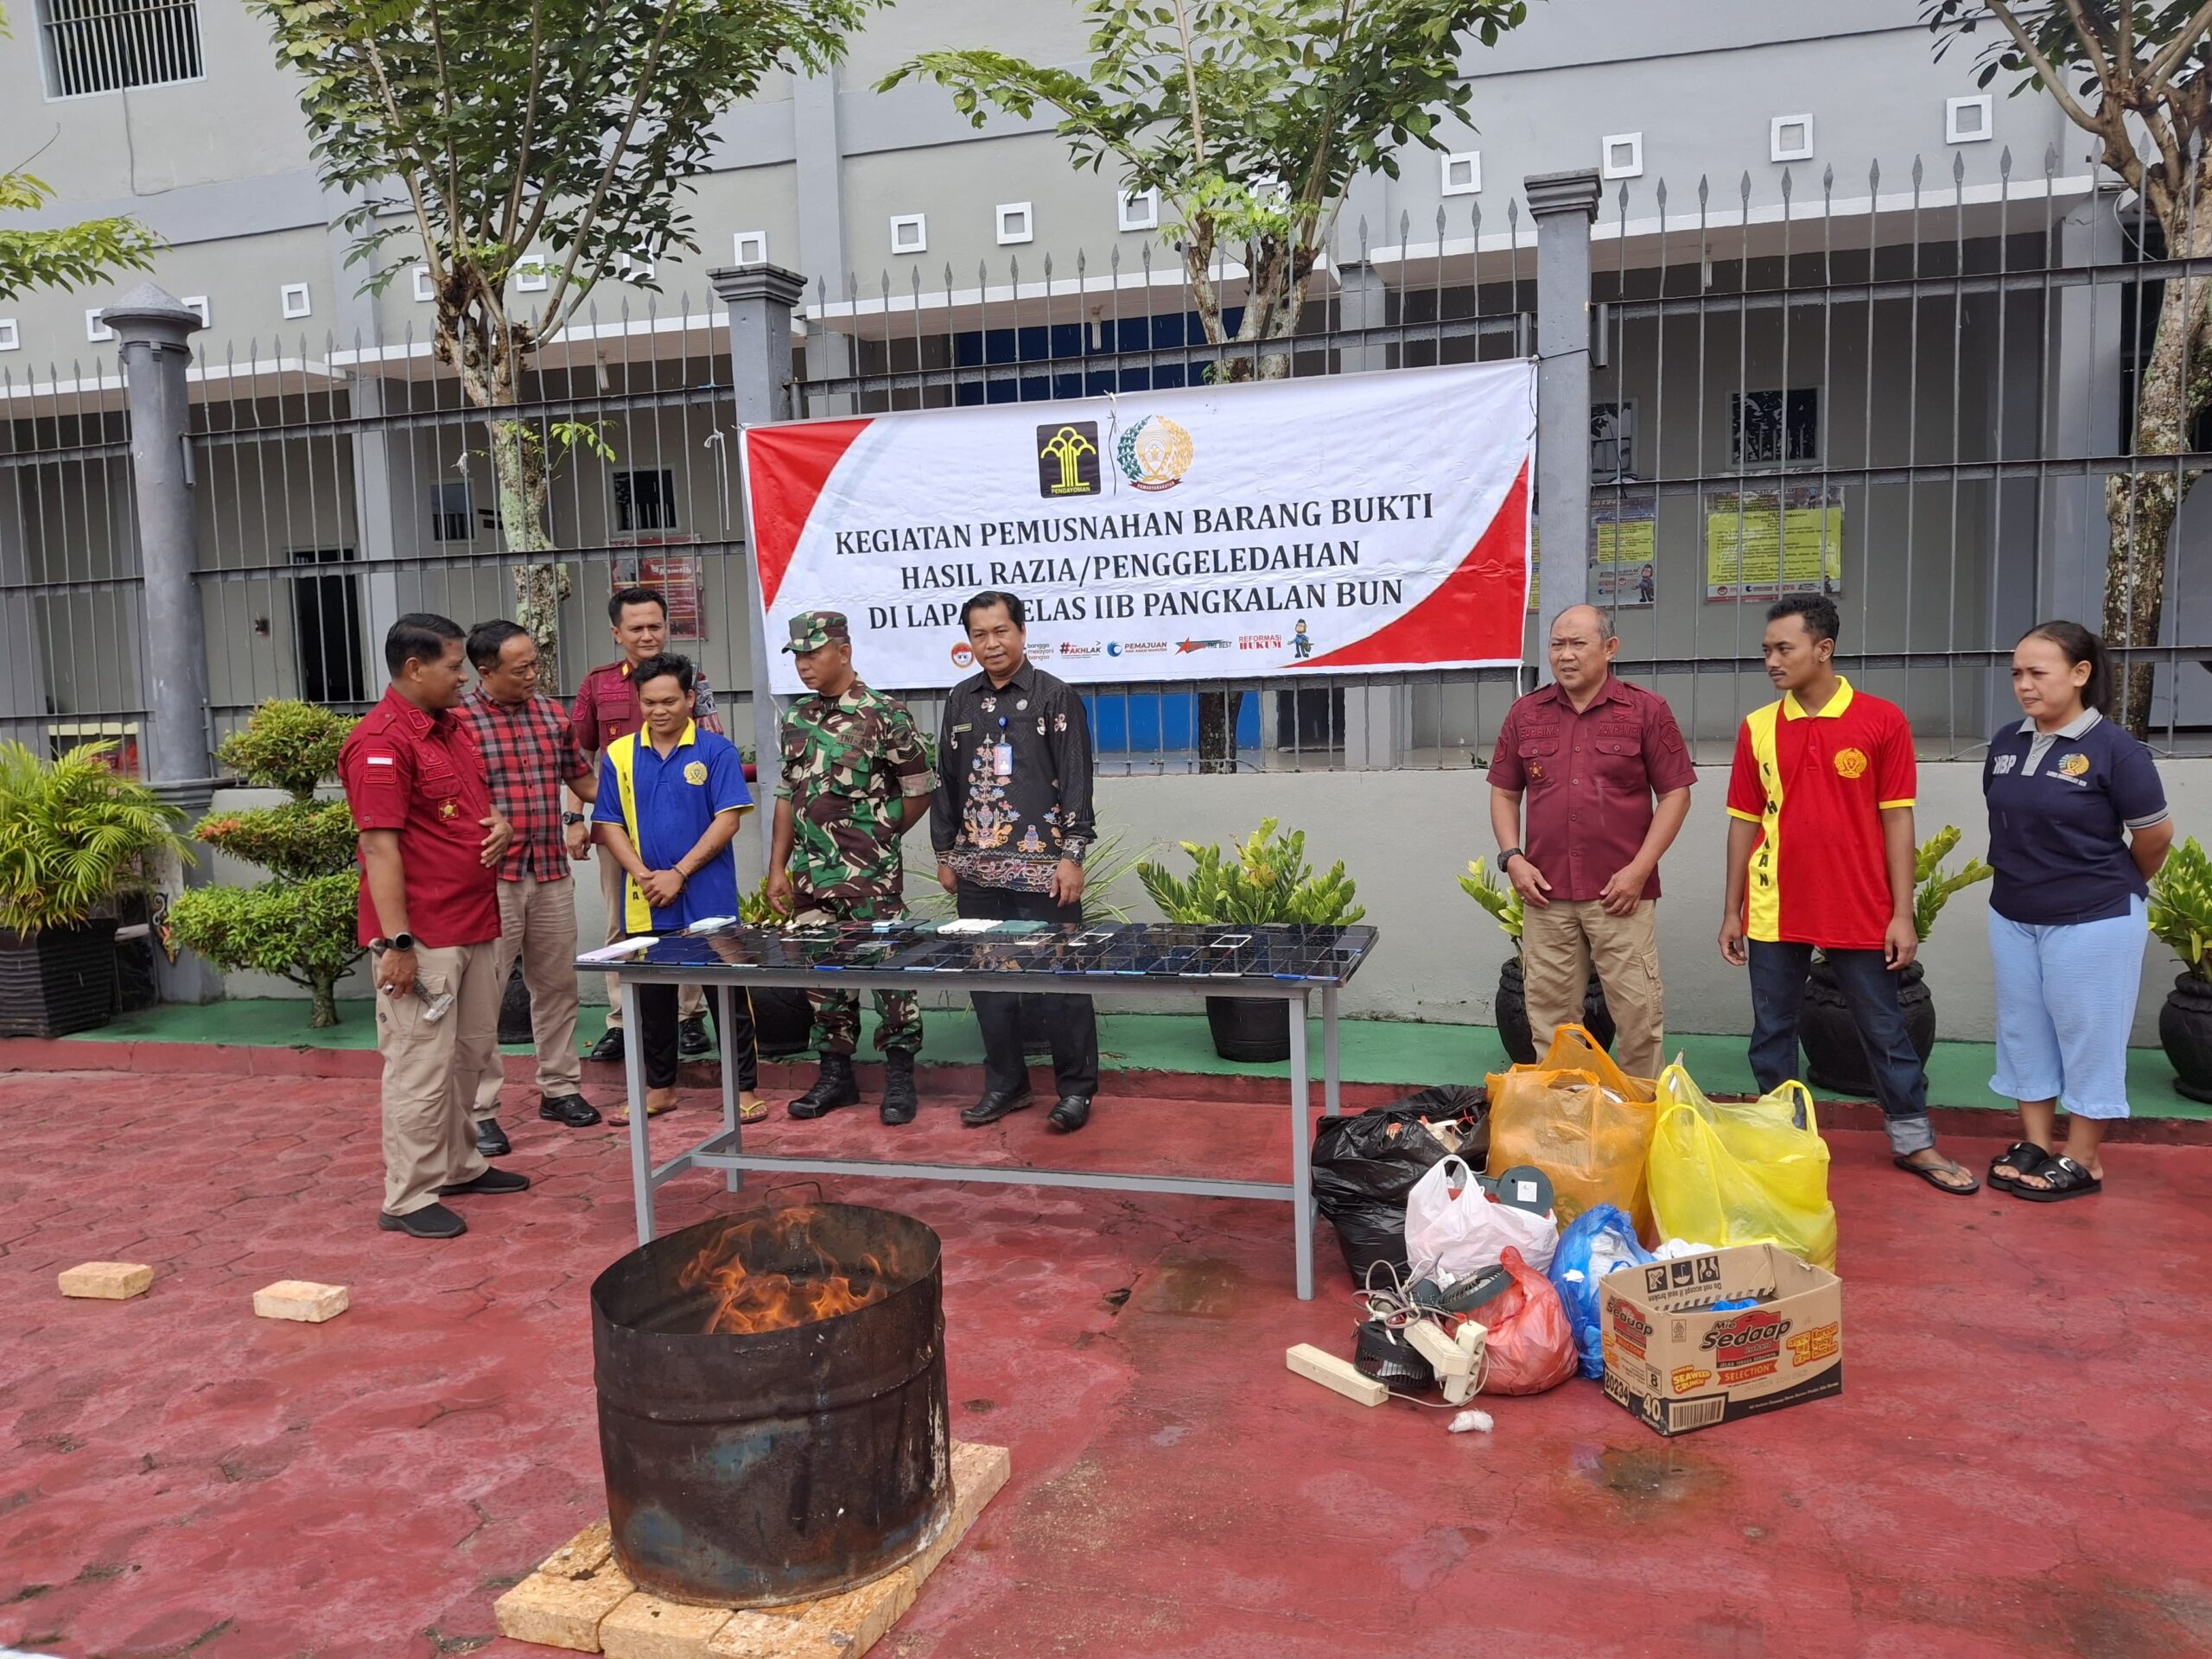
left=636, top=978, right=758, bottom=1094
left=957, top=880, right=1099, bottom=1098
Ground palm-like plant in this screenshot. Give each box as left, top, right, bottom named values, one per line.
left=1912, top=823, right=1994, bottom=943
left=0, top=741, right=190, bottom=934
left=1138, top=818, right=1363, bottom=925
left=1458, top=855, right=1523, bottom=944
left=2150, top=836, right=2212, bottom=983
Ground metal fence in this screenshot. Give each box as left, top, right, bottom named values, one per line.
left=2, top=147, right=2209, bottom=789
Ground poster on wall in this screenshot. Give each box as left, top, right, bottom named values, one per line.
left=1703, top=486, right=1844, bottom=601
left=611, top=546, right=706, bottom=640
left=738, top=362, right=1535, bottom=695
left=1527, top=494, right=1659, bottom=613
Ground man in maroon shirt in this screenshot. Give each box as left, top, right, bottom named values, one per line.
left=567, top=586, right=720, bottom=1062
left=1488, top=604, right=1695, bottom=1077
left=340, top=613, right=522, bottom=1240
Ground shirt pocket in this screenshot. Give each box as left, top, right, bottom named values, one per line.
left=1592, top=731, right=1648, bottom=791
left=416, top=751, right=464, bottom=815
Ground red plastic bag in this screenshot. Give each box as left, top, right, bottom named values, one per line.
left=1472, top=1247, right=1579, bottom=1396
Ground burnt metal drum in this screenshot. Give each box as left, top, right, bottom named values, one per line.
left=591, top=1205, right=952, bottom=1607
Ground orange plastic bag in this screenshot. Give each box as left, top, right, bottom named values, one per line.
left=1485, top=1024, right=1658, bottom=1242
left=1471, top=1247, right=1578, bottom=1395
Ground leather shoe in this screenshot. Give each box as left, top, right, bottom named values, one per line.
left=1046, top=1094, right=1092, bottom=1133
left=588, top=1028, right=625, bottom=1063
left=678, top=1016, right=714, bottom=1057
left=880, top=1050, right=918, bottom=1127
left=474, top=1117, right=512, bottom=1157
left=439, top=1166, right=532, bottom=1197
left=789, top=1053, right=860, bottom=1120
left=960, top=1087, right=1033, bottom=1128
left=539, top=1093, right=602, bottom=1128
left=378, top=1202, right=467, bottom=1238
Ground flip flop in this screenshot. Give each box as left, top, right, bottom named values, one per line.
left=738, top=1095, right=769, bottom=1124
left=1893, top=1154, right=1980, bottom=1196
left=610, top=1095, right=677, bottom=1128
left=1988, top=1141, right=2051, bottom=1189
left=2010, top=1154, right=2101, bottom=1203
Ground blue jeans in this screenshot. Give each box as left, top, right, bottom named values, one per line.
left=1746, top=940, right=1933, bottom=1155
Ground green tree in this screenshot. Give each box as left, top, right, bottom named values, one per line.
left=884, top=0, right=1527, bottom=383
left=166, top=702, right=362, bottom=1028
left=251, top=0, right=879, bottom=649
left=1926, top=1, right=2212, bottom=735
left=0, top=5, right=162, bottom=300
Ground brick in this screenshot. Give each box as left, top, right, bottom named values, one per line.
left=57, top=1262, right=154, bottom=1300
left=598, top=1592, right=733, bottom=1659
left=704, top=1611, right=841, bottom=1659
left=251, top=1280, right=349, bottom=1323
left=493, top=1525, right=634, bottom=1653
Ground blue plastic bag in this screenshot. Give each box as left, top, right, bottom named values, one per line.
left=1547, top=1204, right=1656, bottom=1380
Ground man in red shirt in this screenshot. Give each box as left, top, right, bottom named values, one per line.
left=1490, top=603, right=1695, bottom=1077
left=340, top=613, right=524, bottom=1239
left=1719, top=594, right=1978, bottom=1196
left=568, top=587, right=719, bottom=1062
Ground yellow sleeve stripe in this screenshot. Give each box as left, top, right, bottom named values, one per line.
left=1878, top=798, right=1916, bottom=810
left=1726, top=808, right=1764, bottom=823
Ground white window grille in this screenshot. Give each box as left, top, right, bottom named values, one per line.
left=995, top=202, right=1033, bottom=245
left=733, top=231, right=768, bottom=265
left=0, top=320, right=18, bottom=352
left=612, top=467, right=678, bottom=534
left=620, top=249, right=655, bottom=282
left=1117, top=188, right=1159, bottom=232
left=280, top=283, right=312, bottom=320
left=180, top=295, right=209, bottom=327
left=1946, top=95, right=1993, bottom=144
left=890, top=214, right=926, bottom=255
left=86, top=308, right=114, bottom=342
left=38, top=0, right=204, bottom=98
left=412, top=265, right=434, bottom=302
left=515, top=253, right=550, bottom=293
left=1600, top=133, right=1643, bottom=181
left=1770, top=115, right=1814, bottom=163
left=1440, top=152, right=1481, bottom=198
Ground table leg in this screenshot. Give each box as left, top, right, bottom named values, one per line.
left=1322, top=985, right=1342, bottom=1119
left=623, top=978, right=654, bottom=1245
left=1288, top=989, right=1314, bottom=1301
left=718, top=982, right=742, bottom=1193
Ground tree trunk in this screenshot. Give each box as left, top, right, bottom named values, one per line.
left=1197, top=690, right=1243, bottom=772
left=2106, top=202, right=2212, bottom=737
left=308, top=966, right=340, bottom=1029
left=456, top=342, right=572, bottom=661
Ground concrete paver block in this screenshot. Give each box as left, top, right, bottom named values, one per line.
left=251, top=1280, right=349, bottom=1323
left=493, top=1523, right=633, bottom=1652
left=58, top=1262, right=154, bottom=1300
left=597, top=1592, right=734, bottom=1659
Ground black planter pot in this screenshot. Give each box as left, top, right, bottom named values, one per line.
left=1206, top=996, right=1292, bottom=1063
left=1799, top=957, right=1936, bottom=1097
left=2158, top=972, right=2212, bottom=1103
left=1491, top=955, right=1615, bottom=1066
left=0, top=918, right=121, bottom=1038
left=497, top=959, right=534, bottom=1046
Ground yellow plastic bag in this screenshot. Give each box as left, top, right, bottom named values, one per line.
left=1486, top=1025, right=1657, bottom=1242
left=1646, top=1064, right=1838, bottom=1269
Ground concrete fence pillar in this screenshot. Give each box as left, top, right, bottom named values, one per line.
left=101, top=282, right=225, bottom=1003
left=710, top=262, right=807, bottom=874
left=1524, top=170, right=1602, bottom=678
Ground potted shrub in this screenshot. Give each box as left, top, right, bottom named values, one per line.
left=166, top=702, right=363, bottom=1028
left=0, top=741, right=190, bottom=1038
left=1139, top=818, right=1363, bottom=1062
left=2148, top=836, right=2212, bottom=1102
left=737, top=875, right=819, bottom=1058
left=1457, top=855, right=1614, bottom=1064
left=1797, top=824, right=1992, bottom=1097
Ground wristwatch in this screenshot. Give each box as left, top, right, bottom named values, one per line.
left=1498, top=848, right=1526, bottom=873
left=561, top=811, right=587, bottom=825
left=372, top=932, right=416, bottom=953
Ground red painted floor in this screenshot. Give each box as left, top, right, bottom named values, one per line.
left=3, top=1066, right=2210, bottom=1659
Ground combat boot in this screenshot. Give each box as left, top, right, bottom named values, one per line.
left=880, top=1050, right=919, bottom=1126
left=788, top=1052, right=860, bottom=1119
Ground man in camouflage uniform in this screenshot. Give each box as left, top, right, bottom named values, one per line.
left=766, top=611, right=938, bottom=1125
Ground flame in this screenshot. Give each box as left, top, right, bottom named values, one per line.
left=675, top=1211, right=895, bottom=1335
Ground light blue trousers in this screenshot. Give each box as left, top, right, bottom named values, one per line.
left=1986, top=897, right=2146, bottom=1120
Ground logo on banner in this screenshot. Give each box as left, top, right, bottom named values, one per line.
left=1175, top=638, right=1231, bottom=654
left=1037, top=423, right=1103, bottom=498
left=1116, top=415, right=1194, bottom=493
left=1107, top=640, right=1170, bottom=658
left=1057, top=642, right=1104, bottom=658
left=951, top=642, right=975, bottom=669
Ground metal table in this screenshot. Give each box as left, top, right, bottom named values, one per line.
left=584, top=920, right=1380, bottom=1300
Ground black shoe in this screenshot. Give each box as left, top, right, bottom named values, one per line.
left=1046, top=1094, right=1092, bottom=1133
left=789, top=1053, right=861, bottom=1119
left=538, top=1093, right=602, bottom=1128
left=961, top=1087, right=1033, bottom=1128
left=880, top=1051, right=919, bottom=1126
left=588, top=1028, right=626, bottom=1063
left=678, top=1016, right=714, bottom=1058
left=378, top=1202, right=467, bottom=1238
left=474, top=1117, right=512, bottom=1158
left=439, top=1166, right=533, bottom=1197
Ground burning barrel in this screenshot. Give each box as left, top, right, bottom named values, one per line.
left=590, top=1205, right=952, bottom=1607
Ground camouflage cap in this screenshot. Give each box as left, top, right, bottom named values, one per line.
left=780, top=610, right=851, bottom=653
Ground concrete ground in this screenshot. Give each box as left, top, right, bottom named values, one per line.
left=3, top=1061, right=2210, bottom=1659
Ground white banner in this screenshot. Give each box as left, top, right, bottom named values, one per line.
left=740, top=361, right=1534, bottom=695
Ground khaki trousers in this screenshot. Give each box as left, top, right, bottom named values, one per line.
left=377, top=940, right=502, bottom=1216
left=597, top=850, right=702, bottom=1028
left=474, top=874, right=582, bottom=1118
left=1520, top=898, right=1666, bottom=1080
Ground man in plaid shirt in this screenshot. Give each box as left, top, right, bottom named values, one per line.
left=460, top=620, right=604, bottom=1155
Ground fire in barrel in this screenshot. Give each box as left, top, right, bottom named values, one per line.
left=590, top=1205, right=952, bottom=1607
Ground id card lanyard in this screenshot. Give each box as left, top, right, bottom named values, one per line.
left=993, top=715, right=1014, bottom=780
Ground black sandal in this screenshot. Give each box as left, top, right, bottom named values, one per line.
left=1892, top=1153, right=1980, bottom=1195
left=2010, top=1154, right=2101, bottom=1204
left=1988, top=1141, right=2050, bottom=1189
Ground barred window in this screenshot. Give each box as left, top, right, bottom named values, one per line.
left=40, top=0, right=203, bottom=99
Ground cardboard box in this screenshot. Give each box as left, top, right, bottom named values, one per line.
left=1599, top=1243, right=1841, bottom=1437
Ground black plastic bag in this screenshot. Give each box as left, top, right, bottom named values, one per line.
left=1311, top=1085, right=1489, bottom=1282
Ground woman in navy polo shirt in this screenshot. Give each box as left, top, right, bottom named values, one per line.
left=1982, top=622, right=2174, bottom=1201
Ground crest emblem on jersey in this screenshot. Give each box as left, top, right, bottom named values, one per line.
left=1833, top=747, right=1869, bottom=780
left=684, top=760, right=709, bottom=785
left=2058, top=753, right=2090, bottom=778
left=438, top=799, right=458, bottom=818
